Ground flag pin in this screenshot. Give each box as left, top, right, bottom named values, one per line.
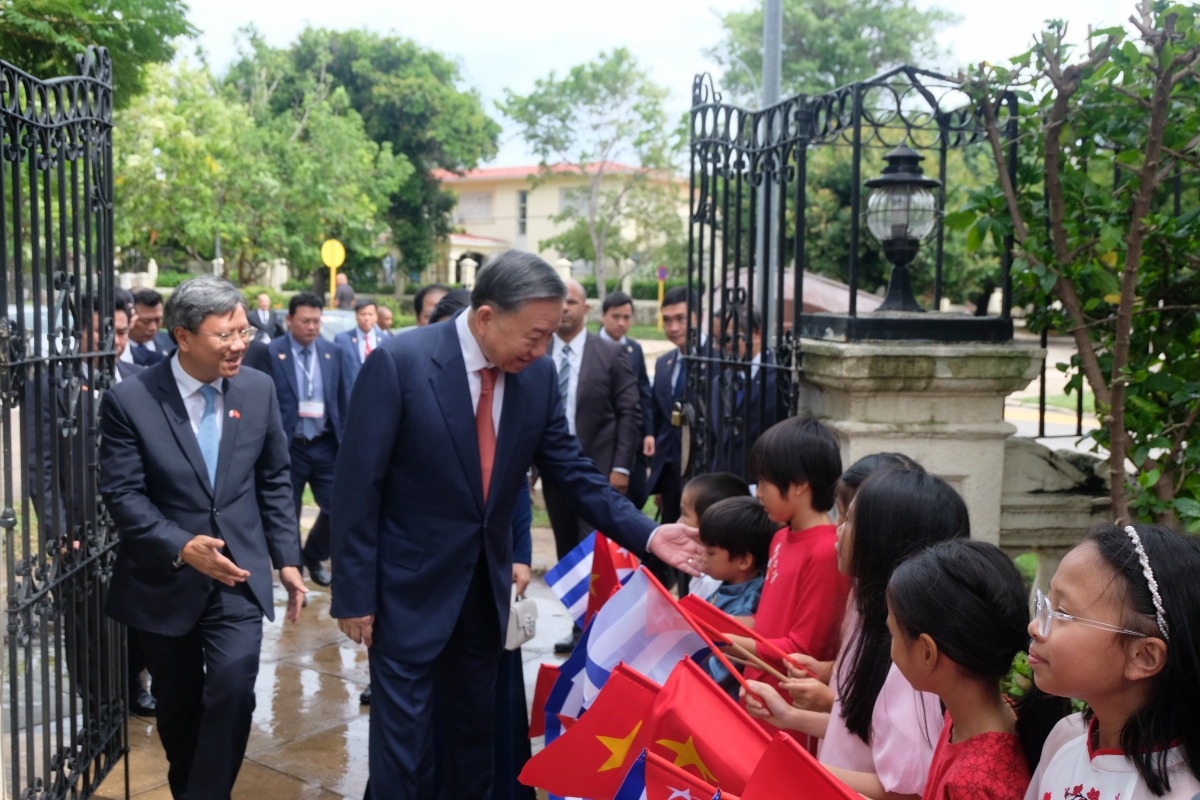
left=277, top=353, right=286, bottom=359
left=324, top=353, right=330, bottom=359
left=229, top=410, right=241, bottom=419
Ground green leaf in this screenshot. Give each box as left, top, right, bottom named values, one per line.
left=943, top=209, right=978, bottom=231
left=1138, top=468, right=1161, bottom=489
left=1173, top=497, right=1200, bottom=519
left=1090, top=266, right=1121, bottom=297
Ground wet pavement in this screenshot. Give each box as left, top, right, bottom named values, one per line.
left=94, top=517, right=572, bottom=800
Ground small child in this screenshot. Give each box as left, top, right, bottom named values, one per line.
left=1024, top=523, right=1200, bottom=799
left=678, top=471, right=751, bottom=598
left=697, top=496, right=777, bottom=699
left=887, top=539, right=1068, bottom=800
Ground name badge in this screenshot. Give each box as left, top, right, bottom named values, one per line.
left=299, top=401, right=325, bottom=418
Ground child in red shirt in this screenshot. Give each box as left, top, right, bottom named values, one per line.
left=723, top=417, right=850, bottom=728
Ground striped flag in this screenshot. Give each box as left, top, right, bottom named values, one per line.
left=545, top=531, right=596, bottom=627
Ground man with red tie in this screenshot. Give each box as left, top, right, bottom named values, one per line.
left=334, top=299, right=385, bottom=386
left=330, top=251, right=705, bottom=799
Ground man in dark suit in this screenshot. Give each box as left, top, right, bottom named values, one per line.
left=266, top=292, right=349, bottom=587
left=330, top=251, right=703, bottom=799
left=598, top=290, right=654, bottom=509
left=334, top=299, right=385, bottom=386
left=99, top=276, right=308, bottom=800
left=123, top=288, right=175, bottom=366
left=710, top=304, right=777, bottom=475
left=241, top=337, right=273, bottom=374
left=247, top=292, right=282, bottom=343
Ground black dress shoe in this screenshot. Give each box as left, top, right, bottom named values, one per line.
left=305, top=556, right=332, bottom=587
left=554, top=625, right=583, bottom=655
left=130, top=688, right=156, bottom=716
left=360, top=684, right=372, bottom=705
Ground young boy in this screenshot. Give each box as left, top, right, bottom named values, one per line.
left=698, top=496, right=776, bottom=699
left=725, top=417, right=849, bottom=739
left=678, top=471, right=751, bottom=599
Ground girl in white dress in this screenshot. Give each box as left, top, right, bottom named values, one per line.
left=1025, top=522, right=1200, bottom=800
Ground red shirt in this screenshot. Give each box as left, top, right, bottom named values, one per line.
left=922, top=711, right=1030, bottom=800
left=745, top=523, right=849, bottom=686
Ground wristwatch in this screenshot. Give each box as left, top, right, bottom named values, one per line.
left=173, top=550, right=186, bottom=569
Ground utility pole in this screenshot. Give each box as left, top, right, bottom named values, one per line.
left=758, top=0, right=783, bottom=345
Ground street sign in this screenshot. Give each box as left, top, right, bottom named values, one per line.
left=656, top=265, right=668, bottom=281
left=321, top=239, right=346, bottom=269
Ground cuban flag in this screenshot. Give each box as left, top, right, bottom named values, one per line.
left=542, top=621, right=592, bottom=745
left=545, top=531, right=596, bottom=628
left=583, top=568, right=712, bottom=707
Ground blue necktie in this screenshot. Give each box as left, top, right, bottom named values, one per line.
left=673, top=356, right=686, bottom=399
left=132, top=342, right=151, bottom=365
left=558, top=343, right=572, bottom=409
left=197, top=385, right=219, bottom=488
left=301, top=347, right=319, bottom=440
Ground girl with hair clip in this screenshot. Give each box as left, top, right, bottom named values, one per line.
left=1025, top=523, right=1200, bottom=799
left=744, top=467, right=969, bottom=800
left=886, top=540, right=1072, bottom=800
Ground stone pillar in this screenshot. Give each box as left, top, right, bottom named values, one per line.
left=797, top=339, right=1044, bottom=543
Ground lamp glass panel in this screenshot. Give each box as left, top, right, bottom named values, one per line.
left=866, top=185, right=938, bottom=241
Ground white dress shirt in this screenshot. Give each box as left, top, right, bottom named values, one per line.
left=256, top=308, right=272, bottom=342
left=119, top=334, right=159, bottom=364
left=356, top=327, right=379, bottom=363
left=551, top=331, right=586, bottom=436
left=171, top=354, right=225, bottom=438
left=597, top=327, right=625, bottom=346
left=455, top=310, right=503, bottom=430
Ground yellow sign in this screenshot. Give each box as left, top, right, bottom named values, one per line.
left=321, top=238, right=346, bottom=269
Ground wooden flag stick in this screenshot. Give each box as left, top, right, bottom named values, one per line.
left=726, top=640, right=789, bottom=683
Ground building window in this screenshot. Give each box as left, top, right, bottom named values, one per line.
left=518, top=190, right=527, bottom=235
left=454, top=191, right=494, bottom=222
left=559, top=187, right=587, bottom=216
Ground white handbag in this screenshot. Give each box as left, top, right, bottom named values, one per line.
left=505, top=586, right=538, bottom=651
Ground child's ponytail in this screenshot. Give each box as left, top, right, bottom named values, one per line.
left=887, top=539, right=1069, bottom=770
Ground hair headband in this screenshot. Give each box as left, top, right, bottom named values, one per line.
left=1125, top=525, right=1170, bottom=641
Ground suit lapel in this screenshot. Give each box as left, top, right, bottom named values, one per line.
left=275, top=339, right=300, bottom=401
left=213, top=376, right=242, bottom=501
left=154, top=360, right=214, bottom=499
left=429, top=323, right=485, bottom=513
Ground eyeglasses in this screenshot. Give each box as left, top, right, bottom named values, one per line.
left=1034, top=589, right=1148, bottom=639
left=197, top=328, right=255, bottom=345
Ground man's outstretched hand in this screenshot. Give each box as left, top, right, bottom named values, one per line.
left=648, top=523, right=704, bottom=577
left=339, top=615, right=375, bottom=648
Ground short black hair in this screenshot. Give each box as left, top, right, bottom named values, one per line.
left=683, top=471, right=750, bottom=519
left=132, top=288, right=163, bottom=308
left=355, top=299, right=377, bottom=312
left=746, top=416, right=842, bottom=512
left=602, top=290, right=634, bottom=314
left=429, top=288, right=472, bottom=324
left=289, top=292, right=324, bottom=316
left=413, top=283, right=450, bottom=318
left=698, top=496, right=776, bottom=569
left=114, top=287, right=134, bottom=317
left=662, top=285, right=698, bottom=310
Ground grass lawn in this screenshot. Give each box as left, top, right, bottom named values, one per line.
left=530, top=491, right=661, bottom=529
left=1017, top=392, right=1095, bottom=414
left=586, top=321, right=667, bottom=341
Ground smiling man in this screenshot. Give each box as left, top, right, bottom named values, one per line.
left=330, top=250, right=704, bottom=799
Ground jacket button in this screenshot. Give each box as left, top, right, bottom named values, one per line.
left=212, top=508, right=219, bottom=516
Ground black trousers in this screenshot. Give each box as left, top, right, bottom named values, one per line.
left=365, top=552, right=502, bottom=800
left=291, top=433, right=337, bottom=562
left=139, top=582, right=263, bottom=800
left=647, top=463, right=686, bottom=594
left=627, top=453, right=650, bottom=511
left=543, top=477, right=596, bottom=561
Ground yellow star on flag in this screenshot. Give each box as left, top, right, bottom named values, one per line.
left=656, top=737, right=717, bottom=783
left=596, top=720, right=643, bottom=772
left=589, top=573, right=599, bottom=596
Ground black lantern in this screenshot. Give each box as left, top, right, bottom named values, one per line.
left=864, top=144, right=941, bottom=312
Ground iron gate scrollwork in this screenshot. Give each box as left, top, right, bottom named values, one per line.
left=1, top=48, right=126, bottom=799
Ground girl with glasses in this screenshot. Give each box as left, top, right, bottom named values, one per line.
left=1023, top=523, right=1200, bottom=799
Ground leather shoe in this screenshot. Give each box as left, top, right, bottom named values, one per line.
left=360, top=684, right=372, bottom=705
left=130, top=687, right=156, bottom=717
left=305, top=556, right=332, bottom=587
left=554, top=625, right=583, bottom=655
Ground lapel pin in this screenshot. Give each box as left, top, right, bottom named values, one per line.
left=325, top=353, right=330, bottom=359
left=277, top=353, right=286, bottom=360
left=229, top=410, right=241, bottom=419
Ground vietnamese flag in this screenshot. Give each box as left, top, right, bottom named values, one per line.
left=741, top=733, right=860, bottom=799
left=587, top=533, right=622, bottom=624
left=529, top=663, right=559, bottom=739
left=645, top=658, right=770, bottom=796
left=519, top=663, right=661, bottom=800
left=678, top=594, right=811, bottom=677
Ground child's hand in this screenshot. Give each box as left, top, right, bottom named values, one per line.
left=742, top=680, right=791, bottom=720
left=781, top=676, right=835, bottom=713
left=787, top=653, right=834, bottom=684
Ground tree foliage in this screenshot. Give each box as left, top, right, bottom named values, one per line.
left=952, top=2, right=1200, bottom=528
left=708, top=0, right=958, bottom=103
left=0, top=0, right=194, bottom=107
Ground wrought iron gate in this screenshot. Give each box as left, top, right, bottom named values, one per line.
left=1, top=48, right=127, bottom=799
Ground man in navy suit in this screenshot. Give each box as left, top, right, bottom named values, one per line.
left=709, top=304, right=777, bottom=475
left=597, top=290, right=655, bottom=509
left=334, top=299, right=385, bottom=386
left=122, top=288, right=176, bottom=366
left=331, top=251, right=703, bottom=799
left=99, top=276, right=308, bottom=800
left=647, top=285, right=701, bottom=528
left=266, top=292, right=349, bottom=587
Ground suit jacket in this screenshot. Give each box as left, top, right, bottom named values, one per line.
left=99, top=357, right=300, bottom=636
left=572, top=332, right=641, bottom=476
left=248, top=308, right=282, bottom=341
left=334, top=326, right=387, bottom=386
left=116, top=359, right=143, bottom=381
left=708, top=351, right=778, bottom=475
left=648, top=347, right=683, bottom=490
left=330, top=316, right=657, bottom=662
left=266, top=335, right=349, bottom=443
left=241, top=339, right=273, bottom=374
left=129, top=330, right=176, bottom=366
left=623, top=337, right=655, bottom=439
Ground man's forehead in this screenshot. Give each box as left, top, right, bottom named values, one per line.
left=135, top=302, right=162, bottom=313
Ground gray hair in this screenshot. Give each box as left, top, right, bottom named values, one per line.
left=471, top=250, right=566, bottom=313
left=164, top=275, right=248, bottom=343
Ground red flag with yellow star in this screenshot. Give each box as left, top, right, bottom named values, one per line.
left=740, top=732, right=859, bottom=799
left=518, top=663, right=661, bottom=800
left=645, top=657, right=771, bottom=796
left=586, top=533, right=626, bottom=625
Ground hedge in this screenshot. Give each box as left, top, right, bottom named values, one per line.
left=577, top=278, right=693, bottom=300
left=155, top=271, right=190, bottom=288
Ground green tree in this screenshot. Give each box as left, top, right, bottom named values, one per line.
left=952, top=3, right=1200, bottom=528
left=708, top=0, right=958, bottom=103
left=500, top=48, right=680, bottom=301
left=0, top=0, right=194, bottom=106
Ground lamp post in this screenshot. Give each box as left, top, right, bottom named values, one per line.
left=863, top=145, right=941, bottom=312
left=553, top=257, right=573, bottom=281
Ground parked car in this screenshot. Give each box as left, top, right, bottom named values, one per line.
left=318, top=309, right=357, bottom=343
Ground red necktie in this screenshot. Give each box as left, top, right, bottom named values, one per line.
left=477, top=367, right=499, bottom=503
left=364, top=333, right=373, bottom=356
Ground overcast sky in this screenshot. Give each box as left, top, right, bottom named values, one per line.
left=187, top=0, right=1138, bottom=167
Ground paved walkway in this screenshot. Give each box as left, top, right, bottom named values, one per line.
left=95, top=518, right=571, bottom=800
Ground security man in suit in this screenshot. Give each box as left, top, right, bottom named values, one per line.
left=710, top=304, right=777, bottom=475
left=122, top=288, right=175, bottom=366
left=266, top=292, right=349, bottom=587
left=597, top=290, right=655, bottom=509
left=247, top=292, right=282, bottom=343
left=334, top=299, right=385, bottom=386
left=99, top=276, right=308, bottom=800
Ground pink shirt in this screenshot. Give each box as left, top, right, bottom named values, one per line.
left=820, top=660, right=944, bottom=795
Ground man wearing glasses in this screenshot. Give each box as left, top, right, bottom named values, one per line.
left=98, top=275, right=308, bottom=800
